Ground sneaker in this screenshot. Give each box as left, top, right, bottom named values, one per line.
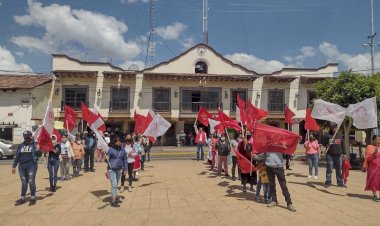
left=120, top=186, right=125, bottom=193
left=307, top=175, right=313, bottom=179
left=267, top=201, right=277, bottom=208
left=287, top=204, right=296, bottom=212
left=314, top=176, right=318, bottom=179
left=49, top=186, right=53, bottom=192
left=29, top=199, right=36, bottom=206
left=116, top=199, right=123, bottom=204
left=338, top=184, right=347, bottom=188
left=128, top=187, right=132, bottom=192
left=324, top=183, right=331, bottom=188
left=90, top=169, right=95, bottom=172
left=52, top=186, right=56, bottom=192
left=242, top=185, right=247, bottom=192
left=232, top=177, right=236, bottom=181
left=225, top=174, right=229, bottom=177
left=110, top=201, right=120, bottom=207
left=15, top=199, right=26, bottom=206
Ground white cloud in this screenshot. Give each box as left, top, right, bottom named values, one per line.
left=15, top=51, right=24, bottom=57
left=155, top=22, right=187, bottom=40
left=318, top=41, right=380, bottom=73
left=225, top=53, right=287, bottom=74
left=120, top=0, right=149, bottom=3
left=0, top=46, right=32, bottom=72
left=12, top=0, right=141, bottom=60
left=283, top=46, right=315, bottom=66
left=180, top=37, right=195, bottom=49
left=119, top=60, right=145, bottom=70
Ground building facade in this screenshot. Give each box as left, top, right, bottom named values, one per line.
left=0, top=75, right=52, bottom=143
left=51, top=44, right=338, bottom=145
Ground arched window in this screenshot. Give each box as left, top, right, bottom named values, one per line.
left=195, top=61, right=208, bottom=74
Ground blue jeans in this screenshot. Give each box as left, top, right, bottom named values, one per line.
left=306, top=154, right=318, bottom=176
left=325, top=154, right=343, bottom=185
left=18, top=162, right=37, bottom=197
left=196, top=143, right=204, bottom=160
left=47, top=158, right=60, bottom=187
left=256, top=178, right=271, bottom=200
left=109, top=169, right=122, bottom=198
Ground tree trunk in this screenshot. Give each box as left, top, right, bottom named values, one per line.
left=343, top=120, right=352, bottom=160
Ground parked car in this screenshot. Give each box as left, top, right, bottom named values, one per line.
left=0, top=139, right=17, bottom=159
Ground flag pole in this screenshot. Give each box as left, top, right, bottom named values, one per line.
left=324, top=121, right=344, bottom=154
left=250, top=120, right=257, bottom=176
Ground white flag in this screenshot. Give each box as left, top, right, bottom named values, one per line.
left=42, top=100, right=55, bottom=135
left=143, top=114, right=171, bottom=139
left=208, top=118, right=221, bottom=134
left=311, top=99, right=347, bottom=125
left=92, top=126, right=110, bottom=152
left=347, top=97, right=378, bottom=129
left=236, top=106, right=241, bottom=123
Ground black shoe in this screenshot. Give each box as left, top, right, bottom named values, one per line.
left=116, top=199, right=123, bottom=204
left=110, top=201, right=120, bottom=207
left=338, top=184, right=347, bottom=188
left=49, top=186, right=53, bottom=192
left=29, top=199, right=36, bottom=206
left=324, top=183, right=331, bottom=188
left=373, top=196, right=379, bottom=202
left=52, top=186, right=56, bottom=192
left=225, top=174, right=229, bottom=177
left=15, top=199, right=26, bottom=206
left=90, top=169, right=95, bottom=172
left=84, top=169, right=89, bottom=173
left=232, top=177, right=236, bottom=181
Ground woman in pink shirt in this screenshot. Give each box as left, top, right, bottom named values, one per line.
left=304, top=134, right=321, bottom=179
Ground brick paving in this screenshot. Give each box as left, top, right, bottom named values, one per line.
left=0, top=159, right=379, bottom=226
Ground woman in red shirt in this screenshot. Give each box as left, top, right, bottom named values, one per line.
left=365, top=135, right=380, bottom=202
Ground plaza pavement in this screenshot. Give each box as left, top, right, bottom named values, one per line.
left=0, top=158, right=379, bottom=226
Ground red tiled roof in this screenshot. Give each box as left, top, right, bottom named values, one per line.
left=0, top=74, right=52, bottom=90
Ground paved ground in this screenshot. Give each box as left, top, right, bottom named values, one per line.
left=0, top=159, right=379, bottom=226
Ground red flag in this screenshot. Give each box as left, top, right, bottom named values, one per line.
left=197, top=107, right=212, bottom=126
left=81, top=103, right=105, bottom=132
left=224, top=120, right=242, bottom=131
left=63, top=105, right=78, bottom=131
left=284, top=106, right=296, bottom=125
left=143, top=110, right=155, bottom=132
left=237, top=94, right=246, bottom=124
left=37, top=127, right=53, bottom=153
left=134, top=111, right=147, bottom=134
left=233, top=149, right=256, bottom=173
left=304, top=108, right=320, bottom=131
left=253, top=123, right=300, bottom=155
left=246, top=101, right=268, bottom=131
left=53, top=129, right=62, bottom=143
left=217, top=109, right=241, bottom=132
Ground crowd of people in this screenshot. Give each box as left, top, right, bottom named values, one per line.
left=11, top=129, right=152, bottom=207
left=196, top=121, right=380, bottom=212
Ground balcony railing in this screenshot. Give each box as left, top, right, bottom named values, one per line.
left=268, top=103, right=285, bottom=113
left=180, top=102, right=222, bottom=112
left=61, top=100, right=88, bottom=111
left=153, top=102, right=171, bottom=112
left=109, top=101, right=130, bottom=112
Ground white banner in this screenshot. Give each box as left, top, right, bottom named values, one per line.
left=347, top=97, right=378, bottom=129
left=143, top=114, right=171, bottom=139
left=92, top=126, right=109, bottom=152
left=208, top=118, right=221, bottom=134
left=311, top=99, right=347, bottom=125
left=42, top=100, right=55, bottom=135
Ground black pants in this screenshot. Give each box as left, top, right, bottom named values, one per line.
left=84, top=150, right=95, bottom=170
left=120, top=162, right=134, bottom=187
left=231, top=156, right=240, bottom=178
left=140, top=155, right=146, bottom=170
left=267, top=166, right=292, bottom=205
left=284, top=154, right=291, bottom=169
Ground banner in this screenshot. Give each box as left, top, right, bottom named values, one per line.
left=42, top=100, right=55, bottom=135
left=311, top=99, right=347, bottom=125
left=284, top=106, right=295, bottom=125
left=134, top=111, right=147, bottom=134
left=304, top=108, right=320, bottom=131
left=347, top=97, right=378, bottom=129
left=64, top=105, right=78, bottom=131
left=197, top=107, right=212, bottom=126
left=143, top=114, right=172, bottom=139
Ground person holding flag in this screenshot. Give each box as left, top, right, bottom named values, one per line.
left=322, top=122, right=346, bottom=188
left=47, top=135, right=61, bottom=192
left=238, top=132, right=256, bottom=192
left=194, top=126, right=207, bottom=161
left=216, top=133, right=231, bottom=176
left=304, top=134, right=321, bottom=179
left=12, top=131, right=42, bottom=206
left=252, top=122, right=296, bottom=212
left=60, top=133, right=74, bottom=181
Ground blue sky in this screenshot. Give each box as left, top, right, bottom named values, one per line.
left=0, top=0, right=379, bottom=74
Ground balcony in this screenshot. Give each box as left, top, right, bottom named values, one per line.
left=61, top=100, right=88, bottom=111
left=268, top=103, right=285, bottom=113
left=109, top=101, right=130, bottom=112
left=153, top=102, right=171, bottom=112
left=180, top=102, right=223, bottom=113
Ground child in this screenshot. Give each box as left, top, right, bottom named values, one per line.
left=256, top=161, right=270, bottom=203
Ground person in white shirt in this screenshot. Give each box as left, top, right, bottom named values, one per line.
left=120, top=135, right=137, bottom=192
left=60, top=134, right=74, bottom=181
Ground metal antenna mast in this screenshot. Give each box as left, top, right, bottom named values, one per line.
left=364, top=0, right=378, bottom=75
left=203, top=0, right=209, bottom=44
left=145, top=0, right=155, bottom=68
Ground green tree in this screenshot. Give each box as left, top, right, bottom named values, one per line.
left=314, top=72, right=380, bottom=158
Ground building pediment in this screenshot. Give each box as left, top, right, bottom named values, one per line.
left=143, top=43, right=258, bottom=76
